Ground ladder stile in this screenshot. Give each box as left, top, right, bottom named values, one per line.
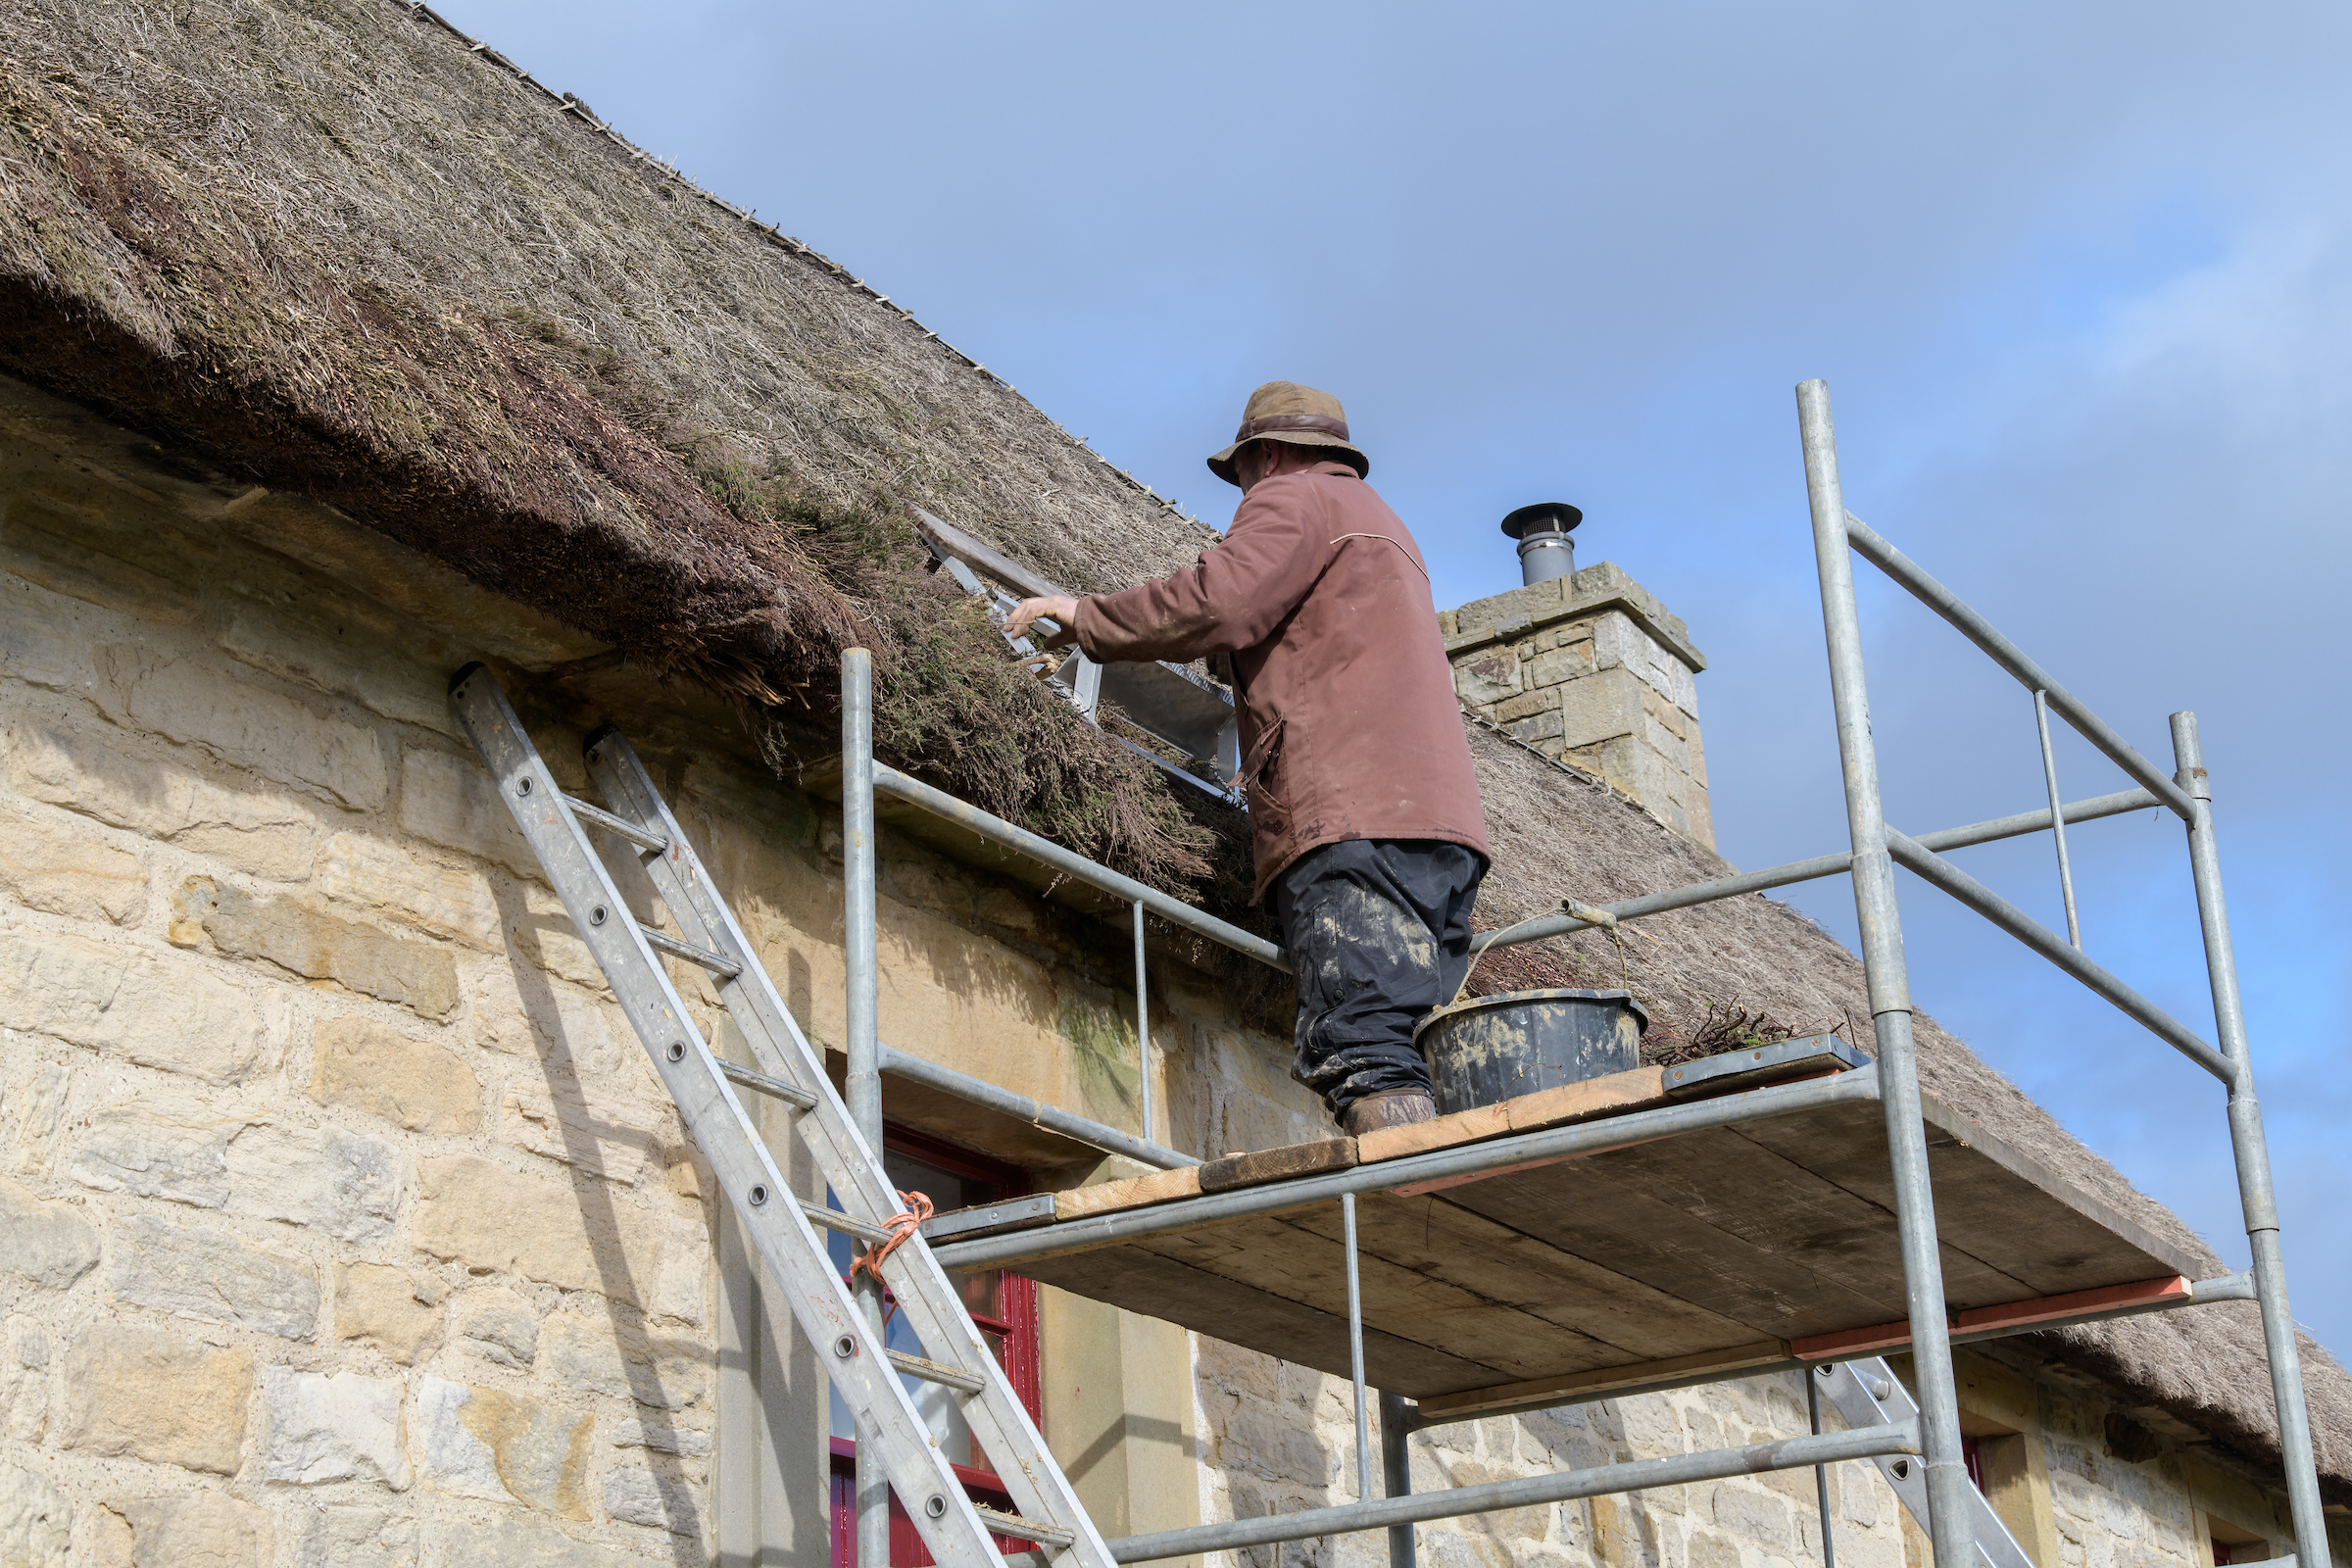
left=447, top=667, right=1082, bottom=1568
left=579, top=719, right=1114, bottom=1565
left=447, top=666, right=1112, bottom=1568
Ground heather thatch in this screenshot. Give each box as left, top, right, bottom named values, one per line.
left=2, top=0, right=2342, bottom=1507
left=0, top=0, right=1224, bottom=886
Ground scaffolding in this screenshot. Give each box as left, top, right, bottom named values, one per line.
left=808, top=379, right=2330, bottom=1568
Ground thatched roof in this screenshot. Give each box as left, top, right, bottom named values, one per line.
left=4, top=0, right=2343, bottom=1505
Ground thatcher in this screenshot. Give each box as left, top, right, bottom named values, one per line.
left=2, top=0, right=2343, bottom=1508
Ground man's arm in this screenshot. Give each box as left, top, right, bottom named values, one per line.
left=1002, top=594, right=1079, bottom=647
left=1034, top=477, right=1324, bottom=665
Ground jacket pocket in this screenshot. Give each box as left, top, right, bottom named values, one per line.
left=1238, top=717, right=1289, bottom=822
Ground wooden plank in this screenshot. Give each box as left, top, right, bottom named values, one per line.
left=1141, top=1214, right=1611, bottom=1382
left=1791, top=1275, right=2194, bottom=1360
left=1200, top=1138, right=1357, bottom=1193
left=1567, top=1125, right=2035, bottom=1312
left=1354, top=1064, right=1669, bottom=1163
left=1437, top=1155, right=1898, bottom=1339
left=1052, top=1164, right=1201, bottom=1221
left=1284, top=1193, right=1761, bottom=1362
left=1415, top=1341, right=1794, bottom=1421
left=1728, top=1095, right=2200, bottom=1293
left=1015, top=1243, right=1503, bottom=1396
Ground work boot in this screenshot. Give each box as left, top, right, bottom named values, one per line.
left=1341, top=1090, right=1437, bottom=1136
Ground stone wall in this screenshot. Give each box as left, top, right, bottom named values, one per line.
left=0, top=399, right=1264, bottom=1565
left=1441, top=564, right=1712, bottom=850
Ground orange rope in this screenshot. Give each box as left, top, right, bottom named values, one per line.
left=849, top=1190, right=934, bottom=1320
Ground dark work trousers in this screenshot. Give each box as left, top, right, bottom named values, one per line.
left=1269, top=838, right=1487, bottom=1120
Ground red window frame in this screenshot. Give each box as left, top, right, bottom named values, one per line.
left=830, top=1124, right=1041, bottom=1566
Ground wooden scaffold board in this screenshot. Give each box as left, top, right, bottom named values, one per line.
left=947, top=1042, right=2201, bottom=1418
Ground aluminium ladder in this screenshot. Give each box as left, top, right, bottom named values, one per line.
left=448, top=664, right=1113, bottom=1568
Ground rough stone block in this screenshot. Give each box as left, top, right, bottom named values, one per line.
left=414, top=1376, right=591, bottom=1518
left=223, top=1120, right=402, bottom=1244
left=1489, top=687, right=1559, bottom=724
left=68, top=1101, right=241, bottom=1209
left=0, top=586, right=100, bottom=691
left=1526, top=643, right=1597, bottom=689
left=1593, top=612, right=1698, bottom=712
left=417, top=1516, right=637, bottom=1568
left=4, top=1315, right=49, bottom=1443
left=7, top=1060, right=68, bottom=1175
left=94, top=644, right=389, bottom=810
left=1506, top=710, right=1565, bottom=745
left=334, top=1263, right=443, bottom=1368
left=610, top=1419, right=712, bottom=1458
left=220, top=600, right=453, bottom=738
left=0, top=1461, right=71, bottom=1566
left=451, top=1285, right=541, bottom=1369
left=471, top=970, right=624, bottom=1078
left=1451, top=647, right=1522, bottom=705
left=292, top=1502, right=419, bottom=1568
left=170, top=876, right=460, bottom=1020
left=412, top=1154, right=674, bottom=1312
left=118, top=1494, right=273, bottom=1568
left=0, top=1175, right=97, bottom=1288
left=59, top=1322, right=252, bottom=1473
left=107, top=1213, right=320, bottom=1339
left=264, top=1365, right=413, bottom=1490
left=310, top=1014, right=482, bottom=1134
left=1451, top=578, right=1566, bottom=638
left=398, top=745, right=543, bottom=878
left=0, top=929, right=270, bottom=1083
left=317, top=833, right=498, bottom=950
left=7, top=718, right=320, bottom=883
left=1556, top=667, right=1644, bottom=750
left=540, top=1310, right=707, bottom=1411
left=0, top=802, right=145, bottom=925
left=1, top=494, right=200, bottom=624
left=500, top=1082, right=667, bottom=1187
left=603, top=1466, right=702, bottom=1535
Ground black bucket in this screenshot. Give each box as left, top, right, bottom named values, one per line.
left=1413, top=989, right=1649, bottom=1115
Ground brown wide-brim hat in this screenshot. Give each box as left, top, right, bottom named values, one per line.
left=1206, top=381, right=1371, bottom=486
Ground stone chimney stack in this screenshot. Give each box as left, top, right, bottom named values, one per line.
left=1442, top=510, right=1712, bottom=848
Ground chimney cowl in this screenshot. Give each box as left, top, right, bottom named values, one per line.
left=1501, top=502, right=1582, bottom=586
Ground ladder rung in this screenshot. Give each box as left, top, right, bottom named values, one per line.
left=801, top=1201, right=894, bottom=1247
left=563, top=792, right=669, bottom=853
left=975, top=1507, right=1073, bottom=1548
left=887, top=1349, right=985, bottom=1393
left=642, top=926, right=744, bottom=979
left=717, top=1057, right=817, bottom=1109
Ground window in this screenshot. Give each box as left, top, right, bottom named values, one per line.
left=828, top=1126, right=1041, bottom=1566
left=2206, top=1513, right=2274, bottom=1565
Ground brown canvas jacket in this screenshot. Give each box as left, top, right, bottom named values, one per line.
left=1073, top=462, right=1490, bottom=901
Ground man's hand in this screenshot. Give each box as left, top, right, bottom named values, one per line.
left=1004, top=594, right=1080, bottom=649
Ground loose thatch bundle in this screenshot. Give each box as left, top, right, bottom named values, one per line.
left=2, top=0, right=2344, bottom=1505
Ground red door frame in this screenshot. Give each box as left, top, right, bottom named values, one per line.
left=830, top=1124, right=1041, bottom=1566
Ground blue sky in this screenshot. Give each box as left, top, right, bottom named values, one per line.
left=433, top=0, right=2352, bottom=1352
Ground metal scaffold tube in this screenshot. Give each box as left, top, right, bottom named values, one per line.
left=1797, top=379, right=1975, bottom=1568
left=1083, top=1422, right=1919, bottom=1565
left=1380, top=1391, right=1417, bottom=1568
left=842, top=649, right=891, bottom=1568
left=2171, top=711, right=2332, bottom=1568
